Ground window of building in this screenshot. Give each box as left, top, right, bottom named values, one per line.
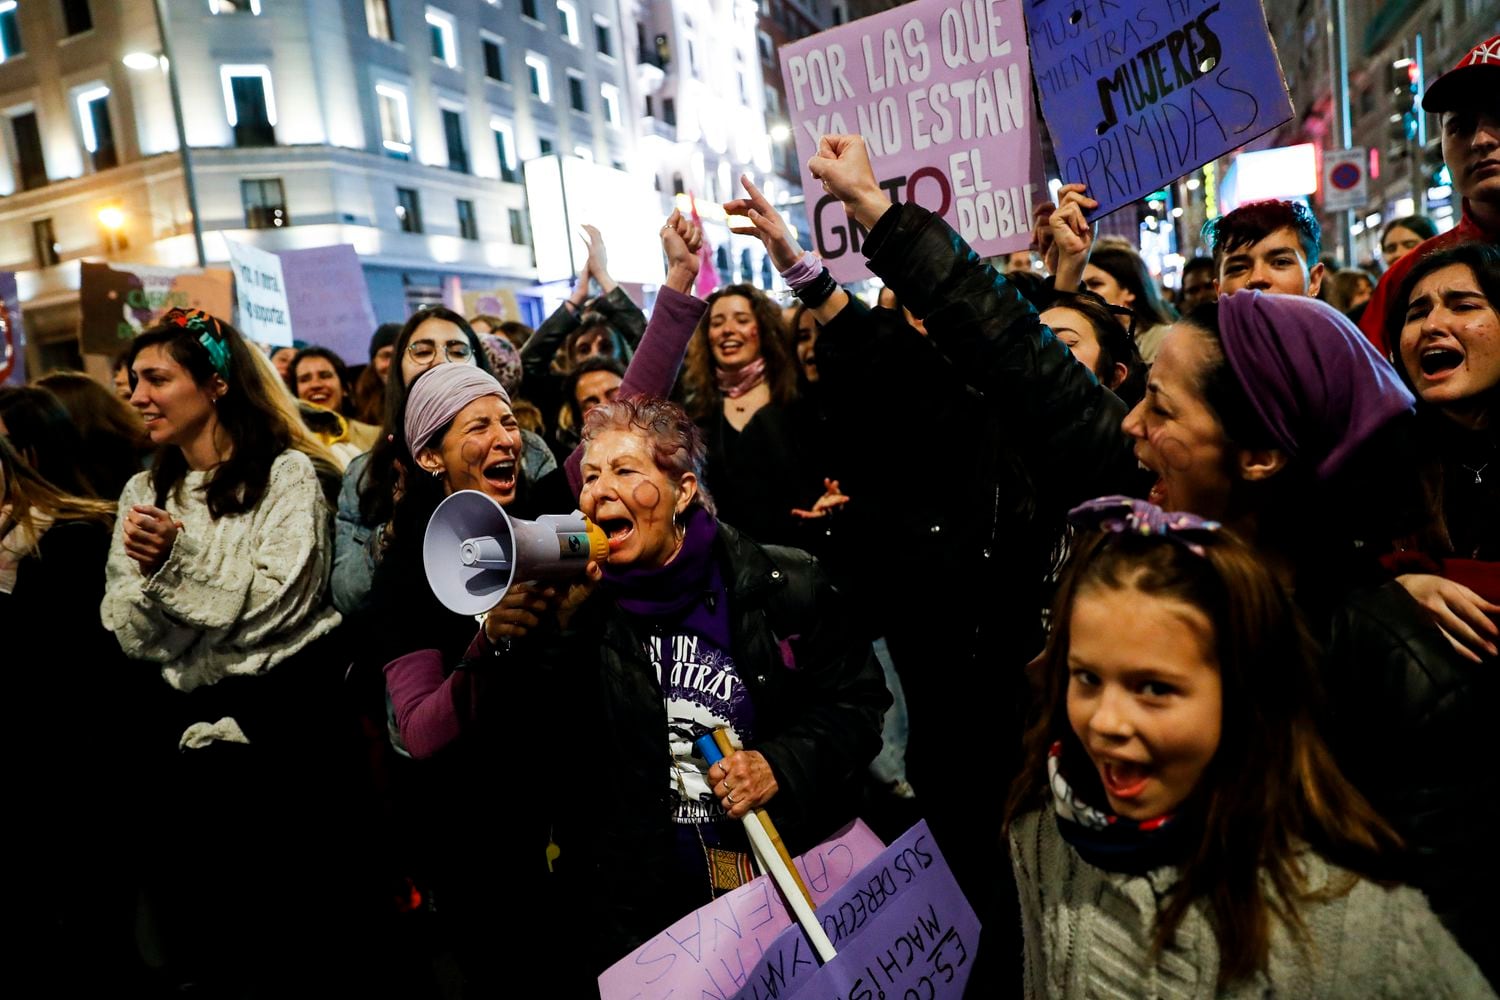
left=0, top=1, right=24, bottom=61
left=482, top=35, right=506, bottom=82
left=672, top=172, right=684, bottom=195
left=75, top=85, right=117, bottom=171
left=520, top=0, right=538, bottom=20
left=491, top=118, right=517, bottom=182
left=376, top=84, right=412, bottom=158
left=32, top=218, right=59, bottom=267
left=525, top=52, right=550, bottom=102
left=427, top=8, right=458, bottom=67
left=220, top=66, right=277, bottom=146
left=457, top=199, right=478, bottom=240
left=242, top=178, right=288, bottom=229
left=600, top=83, right=620, bottom=126
left=441, top=107, right=469, bottom=173
left=662, top=97, right=676, bottom=126
left=364, top=0, right=394, bottom=41
left=61, top=0, right=92, bottom=35
left=209, top=0, right=260, bottom=13
left=686, top=38, right=697, bottom=73
left=764, top=84, right=780, bottom=115
left=10, top=111, right=46, bottom=189
left=537, top=136, right=553, bottom=156
left=573, top=144, right=592, bottom=161
left=508, top=207, right=526, bottom=245
left=738, top=71, right=748, bottom=103
left=557, top=1, right=579, bottom=44
left=593, top=15, right=612, bottom=57
left=396, top=187, right=423, bottom=233
left=757, top=31, right=773, bottom=62
left=567, top=70, right=586, bottom=112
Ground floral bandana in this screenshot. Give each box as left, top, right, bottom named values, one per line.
left=1068, top=495, right=1221, bottom=557
left=163, top=308, right=232, bottom=379
left=1048, top=741, right=1188, bottom=875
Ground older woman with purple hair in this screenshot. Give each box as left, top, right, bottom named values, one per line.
left=386, top=394, right=888, bottom=975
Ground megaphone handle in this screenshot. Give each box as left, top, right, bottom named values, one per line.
left=695, top=730, right=816, bottom=910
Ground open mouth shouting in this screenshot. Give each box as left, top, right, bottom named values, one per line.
left=595, top=514, right=635, bottom=553
left=1096, top=755, right=1153, bottom=804
left=1417, top=343, right=1465, bottom=381
left=482, top=458, right=518, bottom=496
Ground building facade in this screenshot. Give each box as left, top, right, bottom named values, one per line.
left=1, top=0, right=636, bottom=372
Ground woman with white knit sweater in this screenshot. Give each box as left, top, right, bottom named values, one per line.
left=101, top=309, right=363, bottom=993
left=1005, top=497, right=1494, bottom=999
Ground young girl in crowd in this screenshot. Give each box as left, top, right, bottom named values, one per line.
left=1006, top=496, right=1492, bottom=997
left=100, top=309, right=364, bottom=991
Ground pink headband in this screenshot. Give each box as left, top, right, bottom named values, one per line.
left=403, top=363, right=510, bottom=455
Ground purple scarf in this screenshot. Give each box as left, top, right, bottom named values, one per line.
left=600, top=506, right=730, bottom=648
left=1217, top=291, right=1414, bottom=480
left=715, top=357, right=767, bottom=399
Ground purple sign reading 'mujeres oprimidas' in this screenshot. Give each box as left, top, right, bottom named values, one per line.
left=1026, top=0, right=1293, bottom=217
left=780, top=0, right=1041, bottom=283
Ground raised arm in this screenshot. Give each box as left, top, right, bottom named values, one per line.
left=810, top=134, right=1137, bottom=508
left=563, top=210, right=707, bottom=493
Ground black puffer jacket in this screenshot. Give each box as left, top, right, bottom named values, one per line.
left=539, top=520, right=890, bottom=970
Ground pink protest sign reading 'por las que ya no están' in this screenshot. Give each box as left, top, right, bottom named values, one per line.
left=778, top=0, right=1042, bottom=283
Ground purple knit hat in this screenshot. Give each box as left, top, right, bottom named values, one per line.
left=1217, top=291, right=1414, bottom=480
left=404, top=363, right=510, bottom=456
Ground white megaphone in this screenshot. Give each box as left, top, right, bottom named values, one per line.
left=423, top=489, right=608, bottom=616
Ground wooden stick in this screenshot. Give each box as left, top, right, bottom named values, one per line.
left=711, top=729, right=815, bottom=906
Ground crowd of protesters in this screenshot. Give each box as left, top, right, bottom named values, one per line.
left=2, top=34, right=1496, bottom=1000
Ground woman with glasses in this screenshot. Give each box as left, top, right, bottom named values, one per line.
left=332, top=306, right=490, bottom=615
left=99, top=309, right=363, bottom=992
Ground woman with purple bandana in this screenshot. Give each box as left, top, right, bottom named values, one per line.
left=1123, top=290, right=1495, bottom=975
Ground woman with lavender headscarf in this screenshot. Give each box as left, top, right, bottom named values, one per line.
left=1122, top=289, right=1494, bottom=974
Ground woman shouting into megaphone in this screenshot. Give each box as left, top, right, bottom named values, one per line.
left=360, top=212, right=711, bottom=993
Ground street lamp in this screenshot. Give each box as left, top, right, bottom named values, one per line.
left=121, top=0, right=207, bottom=268
left=97, top=205, right=126, bottom=231
left=769, top=122, right=791, bottom=144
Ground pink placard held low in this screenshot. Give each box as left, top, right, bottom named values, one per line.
left=779, top=0, right=1042, bottom=283
left=598, top=820, right=886, bottom=1000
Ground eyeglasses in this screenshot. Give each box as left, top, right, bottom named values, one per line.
left=407, top=339, right=473, bottom=364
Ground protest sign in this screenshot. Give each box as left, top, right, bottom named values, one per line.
left=780, top=0, right=1042, bottom=282
left=0, top=273, right=23, bottom=385
left=226, top=239, right=292, bottom=347
left=598, top=820, right=885, bottom=1000
left=1026, top=0, right=1294, bottom=218
left=277, top=244, right=378, bottom=364
left=78, top=262, right=234, bottom=355
left=731, top=821, right=978, bottom=1000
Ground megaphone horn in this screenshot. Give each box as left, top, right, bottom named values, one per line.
left=423, top=489, right=608, bottom=616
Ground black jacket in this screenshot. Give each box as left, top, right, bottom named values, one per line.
left=814, top=204, right=1139, bottom=660
left=1319, top=576, right=1499, bottom=980
left=532, top=520, right=890, bottom=969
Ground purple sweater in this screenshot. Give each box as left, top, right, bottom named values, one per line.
left=385, top=284, right=708, bottom=759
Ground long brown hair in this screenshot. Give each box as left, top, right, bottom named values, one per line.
left=1005, top=527, right=1400, bottom=987
left=0, top=435, right=115, bottom=538
left=683, top=284, right=798, bottom=421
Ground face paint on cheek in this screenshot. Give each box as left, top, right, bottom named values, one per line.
left=1150, top=428, right=1196, bottom=472
left=459, top=439, right=490, bottom=480
left=631, top=480, right=664, bottom=522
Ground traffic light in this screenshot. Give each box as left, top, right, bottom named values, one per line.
left=1423, top=138, right=1449, bottom=187
left=1388, top=58, right=1421, bottom=144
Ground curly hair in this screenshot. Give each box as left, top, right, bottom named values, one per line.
left=581, top=396, right=716, bottom=516
left=682, top=284, right=799, bottom=422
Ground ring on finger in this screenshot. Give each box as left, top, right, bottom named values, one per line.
left=726, top=792, right=735, bottom=805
